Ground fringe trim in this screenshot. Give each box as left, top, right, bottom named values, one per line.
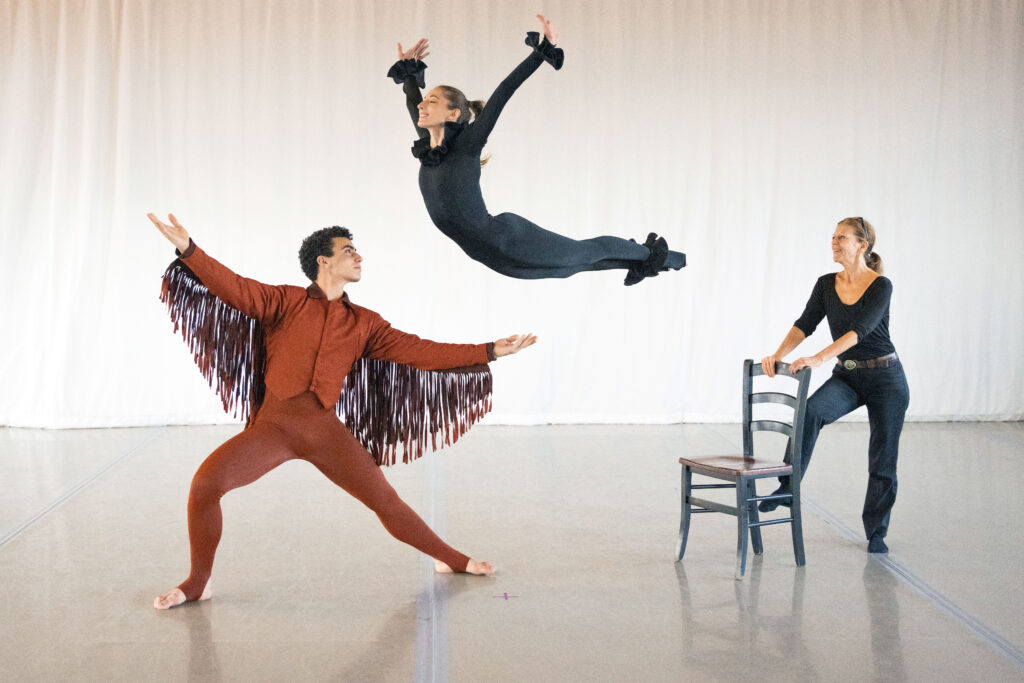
left=338, top=360, right=493, bottom=467
left=160, top=261, right=493, bottom=465
left=160, top=260, right=267, bottom=425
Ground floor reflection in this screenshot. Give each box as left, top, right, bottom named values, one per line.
left=864, top=558, right=908, bottom=683
left=676, top=560, right=817, bottom=678
left=163, top=603, right=222, bottom=683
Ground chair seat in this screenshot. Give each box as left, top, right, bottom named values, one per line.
left=678, top=454, right=793, bottom=477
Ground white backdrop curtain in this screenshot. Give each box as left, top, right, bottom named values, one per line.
left=1, top=0, right=1022, bottom=428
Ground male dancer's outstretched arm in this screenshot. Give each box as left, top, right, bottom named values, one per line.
left=148, top=213, right=288, bottom=324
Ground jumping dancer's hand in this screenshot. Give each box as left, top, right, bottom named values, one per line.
left=397, top=38, right=430, bottom=61
left=536, top=14, right=559, bottom=44
left=493, top=333, right=538, bottom=358
left=147, top=213, right=190, bottom=253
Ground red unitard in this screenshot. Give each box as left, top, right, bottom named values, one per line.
left=171, top=241, right=494, bottom=601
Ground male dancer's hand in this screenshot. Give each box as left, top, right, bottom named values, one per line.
left=493, top=334, right=538, bottom=358
left=148, top=213, right=191, bottom=253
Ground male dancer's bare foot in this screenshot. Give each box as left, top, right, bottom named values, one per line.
left=435, top=559, right=496, bottom=575
left=153, top=580, right=213, bottom=609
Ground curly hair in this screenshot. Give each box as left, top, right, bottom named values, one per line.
left=298, top=226, right=354, bottom=281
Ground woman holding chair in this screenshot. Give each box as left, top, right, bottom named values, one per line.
left=759, top=217, right=909, bottom=554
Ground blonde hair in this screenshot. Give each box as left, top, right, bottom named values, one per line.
left=839, top=217, right=883, bottom=274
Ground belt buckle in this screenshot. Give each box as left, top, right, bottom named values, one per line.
left=843, top=360, right=857, bottom=370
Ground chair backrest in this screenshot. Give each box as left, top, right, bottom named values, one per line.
left=740, top=359, right=811, bottom=477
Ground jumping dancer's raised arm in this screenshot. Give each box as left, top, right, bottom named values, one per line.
left=389, top=39, right=431, bottom=138
left=462, top=15, right=564, bottom=149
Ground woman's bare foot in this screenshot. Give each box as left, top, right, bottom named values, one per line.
left=153, top=580, right=213, bottom=609
left=435, top=559, right=496, bottom=575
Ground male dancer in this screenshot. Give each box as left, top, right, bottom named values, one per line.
left=148, top=213, right=536, bottom=609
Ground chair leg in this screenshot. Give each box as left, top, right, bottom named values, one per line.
left=735, top=479, right=749, bottom=580
left=791, top=489, right=806, bottom=567
left=747, top=478, right=763, bottom=555
left=676, top=466, right=693, bottom=561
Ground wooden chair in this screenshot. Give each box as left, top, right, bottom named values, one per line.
left=675, top=359, right=811, bottom=579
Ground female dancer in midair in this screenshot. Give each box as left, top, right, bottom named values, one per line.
left=388, top=15, right=687, bottom=285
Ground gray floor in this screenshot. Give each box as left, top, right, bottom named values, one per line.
left=1, top=421, right=1023, bottom=682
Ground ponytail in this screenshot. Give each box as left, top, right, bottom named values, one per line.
left=436, top=85, right=483, bottom=124
left=866, top=251, right=884, bottom=274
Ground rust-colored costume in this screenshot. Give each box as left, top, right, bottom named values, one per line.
left=163, top=241, right=495, bottom=600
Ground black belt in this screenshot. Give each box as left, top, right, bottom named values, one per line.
left=838, top=352, right=899, bottom=370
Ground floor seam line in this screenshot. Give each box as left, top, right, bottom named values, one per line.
left=0, top=427, right=165, bottom=551
left=414, top=454, right=449, bottom=683
left=803, top=494, right=1024, bottom=673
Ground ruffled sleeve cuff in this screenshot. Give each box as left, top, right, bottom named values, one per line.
left=387, top=59, right=427, bottom=88
left=524, top=32, right=564, bottom=70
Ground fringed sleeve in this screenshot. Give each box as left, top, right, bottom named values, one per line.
left=160, top=259, right=268, bottom=425
left=338, top=360, right=493, bottom=467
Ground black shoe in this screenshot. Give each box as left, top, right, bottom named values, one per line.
left=757, top=485, right=792, bottom=512
left=624, top=263, right=644, bottom=286
left=624, top=233, right=669, bottom=286
left=663, top=251, right=686, bottom=271
left=648, top=236, right=669, bottom=271
left=867, top=536, right=889, bottom=553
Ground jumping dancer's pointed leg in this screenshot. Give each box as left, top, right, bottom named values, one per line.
left=476, top=213, right=685, bottom=281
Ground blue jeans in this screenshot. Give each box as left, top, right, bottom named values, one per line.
left=787, top=361, right=910, bottom=540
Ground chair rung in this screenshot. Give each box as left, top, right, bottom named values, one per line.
left=692, top=484, right=736, bottom=490
left=690, top=509, right=716, bottom=514
left=751, top=419, right=793, bottom=436
left=751, top=392, right=798, bottom=408
left=687, top=496, right=738, bottom=516
left=748, top=517, right=793, bottom=528
left=748, top=493, right=793, bottom=503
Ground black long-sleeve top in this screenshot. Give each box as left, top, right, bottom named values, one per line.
left=387, top=33, right=563, bottom=251
left=794, top=273, right=897, bottom=361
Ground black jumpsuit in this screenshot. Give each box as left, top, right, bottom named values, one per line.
left=388, top=33, right=687, bottom=281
